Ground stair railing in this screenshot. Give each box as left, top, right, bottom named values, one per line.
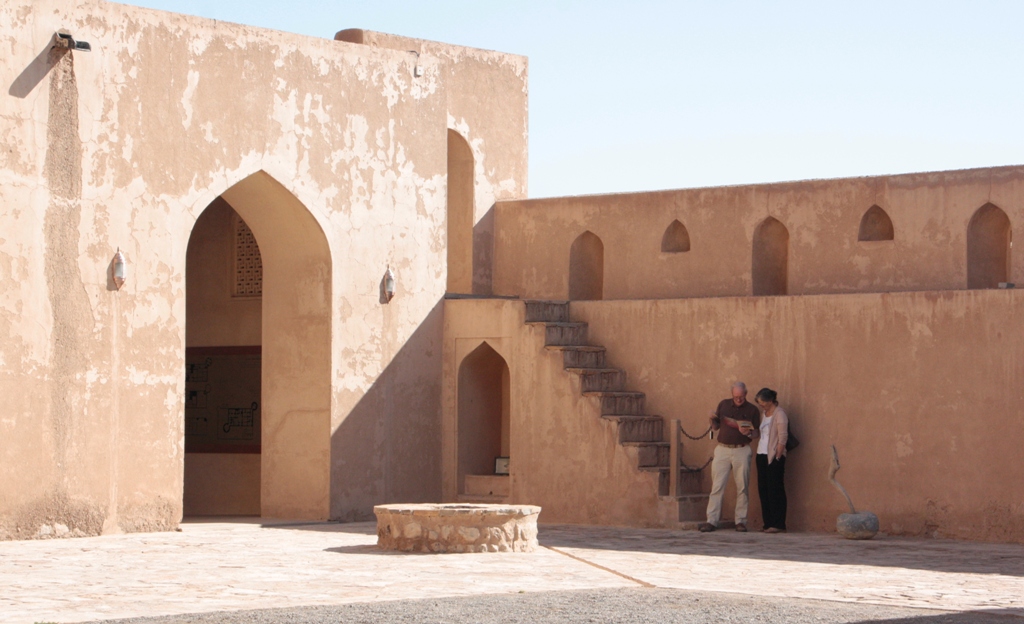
left=668, top=419, right=715, bottom=497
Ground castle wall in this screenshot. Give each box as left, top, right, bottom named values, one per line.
left=441, top=299, right=665, bottom=527
left=493, top=167, right=1024, bottom=300
left=0, top=0, right=527, bottom=537
left=442, top=292, right=1024, bottom=541
left=572, top=290, right=1024, bottom=542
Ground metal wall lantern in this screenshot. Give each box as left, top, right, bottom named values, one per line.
left=54, top=32, right=92, bottom=52
left=383, top=265, right=396, bottom=302
left=112, top=248, right=127, bottom=290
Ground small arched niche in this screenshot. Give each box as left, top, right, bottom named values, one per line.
left=661, top=220, right=691, bottom=253
left=457, top=342, right=510, bottom=494
left=967, top=203, right=1012, bottom=289
left=569, top=231, right=604, bottom=300
left=858, top=205, right=894, bottom=242
left=752, top=216, right=789, bottom=296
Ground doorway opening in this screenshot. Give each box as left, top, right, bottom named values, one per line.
left=752, top=217, right=789, bottom=296
left=183, top=171, right=332, bottom=520
left=457, top=342, right=510, bottom=500
left=967, top=203, right=1011, bottom=289
left=569, top=231, right=604, bottom=300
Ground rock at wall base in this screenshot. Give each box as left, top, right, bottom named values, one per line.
left=837, top=512, right=879, bottom=539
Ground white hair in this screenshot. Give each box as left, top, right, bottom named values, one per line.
left=732, top=382, right=747, bottom=393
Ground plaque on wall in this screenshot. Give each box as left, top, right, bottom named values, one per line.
left=494, top=456, right=510, bottom=475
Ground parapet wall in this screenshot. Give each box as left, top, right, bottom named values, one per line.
left=493, top=166, right=1024, bottom=300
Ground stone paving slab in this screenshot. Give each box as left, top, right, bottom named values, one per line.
left=543, top=525, right=1024, bottom=616
left=0, top=519, right=629, bottom=624
left=0, top=519, right=1022, bottom=623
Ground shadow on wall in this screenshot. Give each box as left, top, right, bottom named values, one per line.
left=473, top=206, right=495, bottom=296
left=537, top=524, right=1024, bottom=577
left=9, top=40, right=56, bottom=98
left=329, top=299, right=444, bottom=522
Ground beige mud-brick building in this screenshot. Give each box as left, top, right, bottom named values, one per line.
left=2, top=0, right=1022, bottom=543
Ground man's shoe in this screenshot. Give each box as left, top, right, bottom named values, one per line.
left=764, top=527, right=784, bottom=534
left=735, top=523, right=748, bottom=532
left=697, top=522, right=716, bottom=532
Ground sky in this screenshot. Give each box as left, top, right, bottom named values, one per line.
left=122, top=0, right=1024, bottom=199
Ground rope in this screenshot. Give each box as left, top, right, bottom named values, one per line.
left=675, top=422, right=714, bottom=470
left=678, top=423, right=712, bottom=441
left=680, top=455, right=714, bottom=472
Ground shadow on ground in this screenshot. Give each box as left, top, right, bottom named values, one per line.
left=538, top=523, right=1024, bottom=578
left=87, top=588, right=1023, bottom=624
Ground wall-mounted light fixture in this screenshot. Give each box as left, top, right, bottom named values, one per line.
left=112, top=248, right=127, bottom=290
left=54, top=32, right=92, bottom=52
left=383, top=265, right=396, bottom=302
left=407, top=50, right=422, bottom=77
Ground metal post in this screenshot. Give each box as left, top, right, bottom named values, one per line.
left=668, top=418, right=680, bottom=498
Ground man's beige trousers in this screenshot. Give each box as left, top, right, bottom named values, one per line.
left=706, top=444, right=752, bottom=526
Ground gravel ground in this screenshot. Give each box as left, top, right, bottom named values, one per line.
left=92, top=588, right=1019, bottom=624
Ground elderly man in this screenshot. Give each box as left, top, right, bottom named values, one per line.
left=699, top=382, right=760, bottom=532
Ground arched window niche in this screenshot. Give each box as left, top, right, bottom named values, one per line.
left=858, top=205, right=895, bottom=242
left=967, top=203, right=1012, bottom=289
left=569, top=231, right=604, bottom=300
left=661, top=220, right=691, bottom=253
left=752, top=216, right=789, bottom=296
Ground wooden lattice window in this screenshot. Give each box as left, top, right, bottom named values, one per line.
left=233, top=216, right=263, bottom=297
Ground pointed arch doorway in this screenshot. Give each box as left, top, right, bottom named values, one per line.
left=184, top=171, right=332, bottom=520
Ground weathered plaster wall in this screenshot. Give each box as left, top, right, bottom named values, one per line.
left=337, top=29, right=529, bottom=294
left=443, top=294, right=1024, bottom=540
left=493, top=167, right=1024, bottom=300
left=572, top=291, right=1024, bottom=543
left=442, top=300, right=664, bottom=527
left=1, top=0, right=528, bottom=537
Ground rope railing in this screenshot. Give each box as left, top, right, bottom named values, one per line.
left=670, top=420, right=715, bottom=477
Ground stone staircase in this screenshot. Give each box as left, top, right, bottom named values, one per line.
left=525, top=300, right=710, bottom=527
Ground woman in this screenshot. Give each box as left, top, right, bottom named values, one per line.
left=754, top=387, right=788, bottom=533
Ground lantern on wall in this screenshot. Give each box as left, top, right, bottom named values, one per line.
left=112, top=248, right=127, bottom=290
left=383, top=265, right=396, bottom=302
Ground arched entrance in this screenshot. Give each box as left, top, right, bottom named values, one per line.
left=569, top=231, right=604, bottom=300
left=967, top=203, right=1011, bottom=289
left=184, top=171, right=332, bottom=520
left=457, top=342, right=510, bottom=498
left=752, top=217, right=789, bottom=296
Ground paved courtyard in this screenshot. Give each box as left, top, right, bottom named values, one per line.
left=1, top=519, right=1022, bottom=623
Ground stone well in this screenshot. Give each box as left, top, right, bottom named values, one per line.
left=374, top=504, right=541, bottom=553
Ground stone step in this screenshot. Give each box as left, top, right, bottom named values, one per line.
left=524, top=300, right=569, bottom=323
left=585, top=391, right=645, bottom=415
left=676, top=493, right=710, bottom=522
left=621, top=441, right=670, bottom=467
left=653, top=468, right=706, bottom=496
left=456, top=493, right=507, bottom=504
left=566, top=368, right=625, bottom=392
left=463, top=474, right=510, bottom=497
left=601, top=414, right=662, bottom=442
left=543, top=322, right=588, bottom=346
left=546, top=345, right=607, bottom=369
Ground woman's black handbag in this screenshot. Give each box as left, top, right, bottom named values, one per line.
left=785, top=423, right=800, bottom=451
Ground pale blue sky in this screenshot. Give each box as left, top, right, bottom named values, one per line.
left=123, top=0, right=1024, bottom=198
